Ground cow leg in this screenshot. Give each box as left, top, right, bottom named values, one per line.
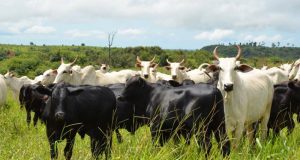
left=246, top=124, right=255, bottom=145
left=287, top=117, right=295, bottom=135
left=64, top=133, right=76, bottom=160
left=260, top=114, right=270, bottom=140
left=214, top=126, right=230, bottom=157
left=33, top=113, right=38, bottom=127
left=233, top=123, right=244, bottom=148
left=115, top=129, right=123, bottom=143
left=46, top=128, right=58, bottom=159
left=197, top=130, right=212, bottom=157
left=26, top=110, right=31, bottom=127
left=90, top=131, right=112, bottom=160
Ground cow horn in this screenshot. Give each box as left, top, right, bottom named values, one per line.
left=136, top=56, right=142, bottom=63
left=166, top=59, right=171, bottom=64
left=179, top=59, right=184, bottom=65
left=213, top=46, right=219, bottom=60
left=236, top=45, right=242, bottom=60
left=61, top=57, right=64, bottom=64
left=150, top=56, right=156, bottom=63
left=70, top=56, right=78, bottom=66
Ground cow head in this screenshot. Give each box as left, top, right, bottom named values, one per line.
left=165, top=59, right=186, bottom=80
left=41, top=69, right=57, bottom=85
left=119, top=76, right=147, bottom=102
left=135, top=56, right=156, bottom=79
left=48, top=83, right=83, bottom=121
left=289, top=61, right=300, bottom=80
left=53, top=57, right=77, bottom=84
left=100, top=64, right=110, bottom=73
left=3, top=70, right=15, bottom=79
left=206, top=46, right=253, bottom=92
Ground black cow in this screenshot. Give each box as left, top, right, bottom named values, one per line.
left=119, top=76, right=230, bottom=157
left=106, top=83, right=146, bottom=143
left=19, top=83, right=50, bottom=127
left=36, top=82, right=116, bottom=160
left=267, top=80, right=300, bottom=136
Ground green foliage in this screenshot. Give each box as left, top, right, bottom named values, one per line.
left=0, top=44, right=299, bottom=78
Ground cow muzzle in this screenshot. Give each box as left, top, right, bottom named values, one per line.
left=144, top=74, right=149, bottom=79
left=224, top=84, right=233, bottom=92
left=55, top=111, right=65, bottom=121
left=172, top=75, right=177, bottom=80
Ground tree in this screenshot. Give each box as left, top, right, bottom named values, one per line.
left=81, top=43, right=85, bottom=46
left=107, top=31, right=117, bottom=65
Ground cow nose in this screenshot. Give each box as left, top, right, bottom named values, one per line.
left=144, top=74, right=149, bottom=79
left=103, top=67, right=106, bottom=70
left=224, top=84, right=234, bottom=92
left=55, top=112, right=65, bottom=121
left=172, top=75, right=177, bottom=80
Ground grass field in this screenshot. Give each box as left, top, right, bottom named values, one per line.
left=1, top=91, right=300, bottom=160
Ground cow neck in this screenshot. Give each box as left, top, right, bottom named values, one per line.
left=135, top=84, right=154, bottom=107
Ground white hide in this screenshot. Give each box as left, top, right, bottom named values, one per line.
left=34, top=69, right=57, bottom=85
left=186, top=63, right=212, bottom=83
left=53, top=58, right=96, bottom=85
left=95, top=69, right=138, bottom=85
left=165, top=59, right=189, bottom=83
left=136, top=56, right=157, bottom=83
left=262, top=67, right=289, bottom=84
left=211, top=48, right=273, bottom=146
left=289, top=59, right=300, bottom=80
left=0, top=75, right=7, bottom=106
left=3, top=71, right=37, bottom=100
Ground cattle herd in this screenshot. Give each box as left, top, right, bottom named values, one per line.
left=1, top=45, right=300, bottom=159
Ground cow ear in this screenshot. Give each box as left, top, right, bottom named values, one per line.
left=179, top=66, right=186, bottom=70
left=67, top=87, right=83, bottom=95
left=206, top=65, right=219, bottom=73
left=35, top=86, right=52, bottom=96
left=150, top=63, right=157, bottom=68
left=53, top=69, right=58, bottom=75
left=135, top=63, right=142, bottom=68
left=168, top=80, right=181, bottom=87
left=237, top=64, right=253, bottom=73
left=165, top=66, right=171, bottom=70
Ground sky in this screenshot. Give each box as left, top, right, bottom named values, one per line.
left=0, top=0, right=299, bottom=49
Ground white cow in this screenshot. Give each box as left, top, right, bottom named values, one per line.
left=279, top=63, right=292, bottom=74
left=96, top=64, right=110, bottom=74
left=3, top=71, right=37, bottom=100
left=34, top=69, right=58, bottom=85
left=150, top=64, right=172, bottom=81
left=0, top=75, right=7, bottom=106
left=262, top=67, right=289, bottom=84
left=186, top=63, right=212, bottom=83
left=165, top=59, right=189, bottom=83
left=53, top=57, right=96, bottom=85
left=135, top=56, right=157, bottom=82
left=95, top=69, right=138, bottom=85
left=206, top=46, right=273, bottom=146
left=289, top=59, right=300, bottom=80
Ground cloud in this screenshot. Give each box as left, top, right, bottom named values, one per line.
left=243, top=34, right=282, bottom=42
left=24, top=25, right=56, bottom=34
left=194, top=29, right=234, bottom=40
left=118, top=28, right=144, bottom=36
left=65, top=29, right=106, bottom=39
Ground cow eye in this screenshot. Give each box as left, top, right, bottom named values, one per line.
left=179, top=66, right=185, bottom=70
left=234, top=66, right=239, bottom=70
left=46, top=74, right=50, bottom=76
left=62, top=70, right=68, bottom=73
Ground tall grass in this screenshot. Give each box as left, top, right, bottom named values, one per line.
left=0, top=91, right=300, bottom=159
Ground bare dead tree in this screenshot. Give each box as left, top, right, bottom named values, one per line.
left=108, top=31, right=117, bottom=65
